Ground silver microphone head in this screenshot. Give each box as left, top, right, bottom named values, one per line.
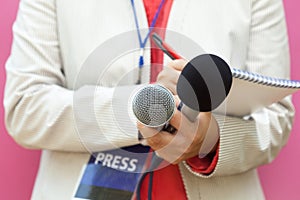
left=132, top=84, right=175, bottom=128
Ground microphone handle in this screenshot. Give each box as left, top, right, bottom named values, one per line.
left=162, top=102, right=199, bottom=134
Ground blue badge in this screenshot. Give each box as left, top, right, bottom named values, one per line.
left=74, top=145, right=149, bottom=200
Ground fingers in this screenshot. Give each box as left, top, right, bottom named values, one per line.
left=137, top=112, right=214, bottom=164
left=167, top=59, right=187, bottom=71
left=137, top=123, right=175, bottom=151
left=156, top=67, right=179, bottom=94
left=156, top=59, right=187, bottom=95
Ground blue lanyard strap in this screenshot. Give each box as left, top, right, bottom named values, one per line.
left=131, top=0, right=165, bottom=49
left=130, top=0, right=166, bottom=84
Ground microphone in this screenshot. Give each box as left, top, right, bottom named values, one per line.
left=177, top=54, right=232, bottom=121
left=132, top=54, right=232, bottom=130
left=132, top=84, right=176, bottom=129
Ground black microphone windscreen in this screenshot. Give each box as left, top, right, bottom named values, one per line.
left=177, top=54, right=232, bottom=112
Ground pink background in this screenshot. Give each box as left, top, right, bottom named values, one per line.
left=0, top=0, right=299, bottom=199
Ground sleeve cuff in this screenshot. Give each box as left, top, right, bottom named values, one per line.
left=186, top=142, right=219, bottom=175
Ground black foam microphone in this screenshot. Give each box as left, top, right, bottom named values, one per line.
left=177, top=54, right=232, bottom=121
left=132, top=54, right=232, bottom=128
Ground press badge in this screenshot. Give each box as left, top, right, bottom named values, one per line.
left=74, top=145, right=149, bottom=200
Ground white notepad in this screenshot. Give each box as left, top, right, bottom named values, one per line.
left=214, top=68, right=300, bottom=117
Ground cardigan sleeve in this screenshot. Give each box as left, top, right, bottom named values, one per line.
left=4, top=0, right=140, bottom=152
left=183, top=0, right=295, bottom=177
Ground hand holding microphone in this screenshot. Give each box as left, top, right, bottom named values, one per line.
left=133, top=59, right=206, bottom=164
left=132, top=34, right=232, bottom=163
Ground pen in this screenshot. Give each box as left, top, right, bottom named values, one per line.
left=151, top=33, right=182, bottom=60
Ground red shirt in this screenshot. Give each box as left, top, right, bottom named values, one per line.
left=134, top=1, right=219, bottom=199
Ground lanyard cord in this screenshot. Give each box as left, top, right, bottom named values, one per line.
left=136, top=153, right=164, bottom=200
left=130, top=0, right=165, bottom=84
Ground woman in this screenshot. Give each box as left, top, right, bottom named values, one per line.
left=4, top=0, right=294, bottom=199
